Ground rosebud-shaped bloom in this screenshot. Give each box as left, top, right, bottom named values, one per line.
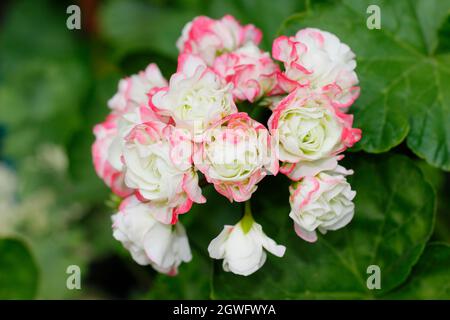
left=208, top=217, right=285, bottom=276
left=93, top=64, right=168, bottom=195
left=150, top=54, right=237, bottom=141
left=123, top=121, right=205, bottom=223
left=92, top=113, right=132, bottom=197
left=112, top=195, right=192, bottom=274
left=273, top=28, right=359, bottom=108
left=108, top=63, right=167, bottom=113
left=213, top=43, right=281, bottom=102
left=194, top=112, right=278, bottom=202
left=289, top=165, right=356, bottom=242
left=177, top=15, right=262, bottom=65
left=107, top=104, right=164, bottom=172
left=268, top=88, right=361, bottom=180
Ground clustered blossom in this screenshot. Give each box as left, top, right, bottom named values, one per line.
left=112, top=195, right=192, bottom=275
left=272, top=28, right=360, bottom=108
left=176, top=15, right=262, bottom=65
left=92, top=15, right=361, bottom=276
left=194, top=112, right=278, bottom=202
left=149, top=54, right=237, bottom=140
left=289, top=163, right=356, bottom=242
left=208, top=219, right=286, bottom=276
left=213, top=43, right=281, bottom=102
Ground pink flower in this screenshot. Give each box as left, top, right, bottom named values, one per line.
left=92, top=113, right=132, bottom=197
left=213, top=43, right=281, bottom=102
left=272, top=28, right=360, bottom=108
left=194, top=112, right=278, bottom=202
left=177, top=15, right=262, bottom=65
left=268, top=88, right=361, bottom=181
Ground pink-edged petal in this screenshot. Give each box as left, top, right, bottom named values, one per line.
left=283, top=157, right=339, bottom=181
left=294, top=223, right=318, bottom=243
left=177, top=53, right=207, bottom=76
left=182, top=171, right=206, bottom=204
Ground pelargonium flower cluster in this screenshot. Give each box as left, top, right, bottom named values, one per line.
left=92, top=15, right=361, bottom=276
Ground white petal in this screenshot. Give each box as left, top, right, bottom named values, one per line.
left=208, top=226, right=233, bottom=259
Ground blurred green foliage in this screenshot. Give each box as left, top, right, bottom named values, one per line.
left=0, top=238, right=38, bottom=299
left=0, top=0, right=449, bottom=299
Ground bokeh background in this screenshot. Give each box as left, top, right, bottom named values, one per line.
left=0, top=0, right=449, bottom=299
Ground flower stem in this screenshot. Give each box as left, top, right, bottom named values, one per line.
left=240, top=200, right=254, bottom=234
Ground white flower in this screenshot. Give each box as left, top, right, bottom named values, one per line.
left=149, top=54, right=237, bottom=141
left=273, top=28, right=359, bottom=108
left=208, top=216, right=285, bottom=276
left=289, top=164, right=356, bottom=242
left=194, top=112, right=278, bottom=202
left=108, top=63, right=167, bottom=112
left=112, top=195, right=192, bottom=274
left=268, top=88, right=361, bottom=180
left=122, top=121, right=205, bottom=223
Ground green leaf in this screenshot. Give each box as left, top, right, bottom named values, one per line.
left=436, top=15, right=450, bottom=53
left=279, top=0, right=450, bottom=170
left=0, top=237, right=39, bottom=299
left=387, top=243, right=450, bottom=299
left=211, top=154, right=435, bottom=299
left=416, top=160, right=450, bottom=243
